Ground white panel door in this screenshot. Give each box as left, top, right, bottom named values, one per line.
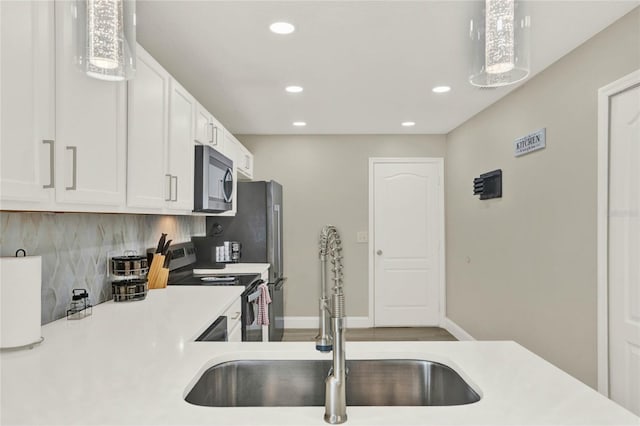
left=373, top=159, right=443, bottom=326
left=0, top=0, right=54, bottom=205
left=608, top=83, right=640, bottom=416
left=167, top=79, right=195, bottom=211
left=54, top=0, right=126, bottom=206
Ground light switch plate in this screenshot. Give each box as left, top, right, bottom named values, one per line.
left=357, top=231, right=368, bottom=243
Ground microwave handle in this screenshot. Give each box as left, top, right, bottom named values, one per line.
left=222, top=167, right=233, bottom=202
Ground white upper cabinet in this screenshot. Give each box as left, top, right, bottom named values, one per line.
left=128, top=45, right=194, bottom=213
left=127, top=46, right=170, bottom=209
left=54, top=1, right=127, bottom=207
left=0, top=1, right=252, bottom=216
left=225, top=130, right=254, bottom=180
left=0, top=0, right=55, bottom=206
left=194, top=103, right=211, bottom=145
left=237, top=141, right=254, bottom=181
left=194, top=102, right=226, bottom=155
left=167, top=79, right=195, bottom=211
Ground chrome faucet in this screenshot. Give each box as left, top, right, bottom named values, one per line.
left=316, top=225, right=347, bottom=424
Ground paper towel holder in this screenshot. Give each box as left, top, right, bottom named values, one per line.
left=0, top=249, right=45, bottom=351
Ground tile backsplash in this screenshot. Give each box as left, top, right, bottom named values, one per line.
left=0, top=212, right=205, bottom=324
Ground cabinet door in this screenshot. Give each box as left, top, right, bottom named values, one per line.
left=194, top=103, right=211, bottom=145
left=127, top=46, right=169, bottom=209
left=228, top=322, right=242, bottom=342
left=225, top=298, right=242, bottom=342
left=238, top=143, right=254, bottom=180
left=0, top=0, right=55, bottom=205
left=225, top=131, right=253, bottom=180
left=210, top=116, right=225, bottom=153
left=54, top=1, right=126, bottom=206
left=194, top=102, right=226, bottom=153
left=167, top=80, right=195, bottom=211
left=244, top=148, right=254, bottom=177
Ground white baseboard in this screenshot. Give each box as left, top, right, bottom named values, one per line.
left=442, top=317, right=475, bottom=341
left=286, top=316, right=372, bottom=329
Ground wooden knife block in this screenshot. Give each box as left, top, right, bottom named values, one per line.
left=148, top=254, right=168, bottom=289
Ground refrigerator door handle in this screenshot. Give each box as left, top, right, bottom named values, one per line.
left=268, top=277, right=286, bottom=290
left=274, top=204, right=282, bottom=278
left=275, top=278, right=286, bottom=290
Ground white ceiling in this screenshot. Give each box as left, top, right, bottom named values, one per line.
left=137, top=1, right=639, bottom=135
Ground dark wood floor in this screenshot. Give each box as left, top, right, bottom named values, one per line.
left=282, top=327, right=456, bottom=342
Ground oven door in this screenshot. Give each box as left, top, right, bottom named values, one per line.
left=242, top=280, right=264, bottom=342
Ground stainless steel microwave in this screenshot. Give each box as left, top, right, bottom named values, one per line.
left=194, top=145, right=234, bottom=213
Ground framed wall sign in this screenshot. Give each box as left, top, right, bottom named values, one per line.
left=514, top=128, right=546, bottom=157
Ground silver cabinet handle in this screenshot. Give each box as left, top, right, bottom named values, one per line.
left=165, top=174, right=172, bottom=201
left=376, top=250, right=383, bottom=256
left=245, top=154, right=250, bottom=170
left=230, top=311, right=241, bottom=320
left=209, top=123, right=215, bottom=145
left=171, top=175, right=178, bottom=201
left=65, top=146, right=77, bottom=190
left=42, top=140, right=55, bottom=189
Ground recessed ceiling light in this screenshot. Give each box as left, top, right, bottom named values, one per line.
left=270, top=22, right=295, bottom=35
left=285, top=86, right=303, bottom=93
left=401, top=121, right=416, bottom=127
left=292, top=121, right=307, bottom=127
left=432, top=86, right=451, bottom=93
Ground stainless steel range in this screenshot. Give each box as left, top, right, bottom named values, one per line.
left=159, top=241, right=266, bottom=342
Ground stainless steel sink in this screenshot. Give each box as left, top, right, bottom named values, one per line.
left=185, top=359, right=480, bottom=407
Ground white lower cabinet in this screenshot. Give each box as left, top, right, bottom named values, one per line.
left=224, top=298, right=242, bottom=342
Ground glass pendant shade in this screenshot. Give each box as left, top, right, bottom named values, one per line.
left=74, top=0, right=136, bottom=81
left=469, top=0, right=530, bottom=87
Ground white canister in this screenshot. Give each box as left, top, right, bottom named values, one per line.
left=0, top=252, right=42, bottom=349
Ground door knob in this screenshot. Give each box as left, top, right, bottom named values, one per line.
left=376, top=250, right=383, bottom=256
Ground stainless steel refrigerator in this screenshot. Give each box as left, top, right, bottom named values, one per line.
left=204, top=180, right=285, bottom=341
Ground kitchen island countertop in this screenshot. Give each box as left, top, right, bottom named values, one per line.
left=1, top=286, right=638, bottom=426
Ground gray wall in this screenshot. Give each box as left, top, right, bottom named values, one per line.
left=0, top=212, right=205, bottom=323
left=239, top=135, right=446, bottom=317
left=445, top=7, right=640, bottom=388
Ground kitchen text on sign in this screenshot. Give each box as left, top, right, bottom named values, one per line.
left=514, top=128, right=546, bottom=157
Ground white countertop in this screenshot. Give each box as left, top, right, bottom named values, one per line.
left=194, top=262, right=270, bottom=276
left=1, top=287, right=638, bottom=426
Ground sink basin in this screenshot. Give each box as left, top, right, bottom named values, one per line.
left=185, top=359, right=480, bottom=407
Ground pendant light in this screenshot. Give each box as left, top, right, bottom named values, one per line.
left=74, top=0, right=136, bottom=81
left=469, top=0, right=531, bottom=87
